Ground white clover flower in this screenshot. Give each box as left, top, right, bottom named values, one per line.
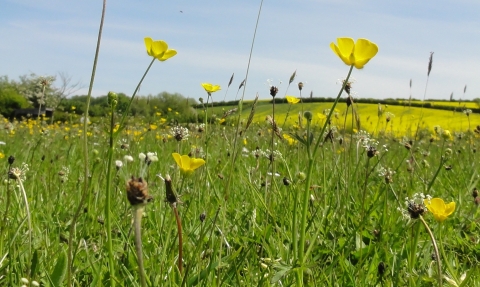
left=463, top=109, right=472, bottom=116
left=146, top=152, right=158, bottom=162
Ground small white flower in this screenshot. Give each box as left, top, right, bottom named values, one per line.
left=115, top=160, right=123, bottom=169
left=0, top=141, right=5, bottom=145
left=124, top=155, right=134, bottom=162
left=147, top=152, right=158, bottom=162
left=139, top=153, right=146, bottom=161
left=31, top=281, right=40, bottom=287
left=21, top=278, right=29, bottom=284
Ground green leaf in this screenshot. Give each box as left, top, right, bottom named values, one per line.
left=50, top=249, right=67, bottom=287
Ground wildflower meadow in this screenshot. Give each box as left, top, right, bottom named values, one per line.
left=1, top=2, right=480, bottom=287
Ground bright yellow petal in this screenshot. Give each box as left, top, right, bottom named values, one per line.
left=201, top=83, right=213, bottom=92
left=353, top=38, right=378, bottom=69
left=444, top=201, right=456, bottom=216
left=157, top=49, right=177, bottom=61
left=151, top=40, right=168, bottom=58
left=286, top=96, right=300, bottom=104
left=211, top=85, right=221, bottom=92
left=334, top=38, right=355, bottom=65
left=172, top=153, right=183, bottom=168
left=425, top=198, right=444, bottom=214
left=189, top=158, right=206, bottom=170
left=144, top=37, right=154, bottom=56
left=181, top=155, right=191, bottom=170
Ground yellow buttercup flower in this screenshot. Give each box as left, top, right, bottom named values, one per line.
left=201, top=83, right=221, bottom=94
left=423, top=198, right=455, bottom=222
left=144, top=37, right=177, bottom=61
left=172, top=153, right=206, bottom=176
left=286, top=96, right=300, bottom=104
left=330, top=38, right=378, bottom=69
left=442, top=130, right=452, bottom=140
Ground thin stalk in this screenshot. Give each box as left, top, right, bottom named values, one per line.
left=439, top=223, right=458, bottom=284
left=70, top=1, right=106, bottom=286
left=298, top=65, right=354, bottom=266
left=16, top=178, right=32, bottom=269
left=223, top=0, right=263, bottom=201
left=133, top=206, right=147, bottom=287
left=173, top=206, right=183, bottom=274
left=419, top=216, right=442, bottom=287
left=104, top=106, right=116, bottom=285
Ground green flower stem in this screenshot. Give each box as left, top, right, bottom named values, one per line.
left=133, top=205, right=147, bottom=287
left=409, top=221, right=421, bottom=287
left=173, top=206, right=183, bottom=274
left=16, top=177, right=32, bottom=271
left=105, top=105, right=116, bottom=285
left=298, top=65, right=353, bottom=264
left=116, top=58, right=156, bottom=136
left=439, top=223, right=458, bottom=284
left=419, top=215, right=442, bottom=287
left=281, top=103, right=293, bottom=128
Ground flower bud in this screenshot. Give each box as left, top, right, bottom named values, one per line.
left=107, top=91, right=118, bottom=108
left=8, top=155, right=15, bottom=165
left=303, top=111, right=313, bottom=122
left=296, top=171, right=306, bottom=181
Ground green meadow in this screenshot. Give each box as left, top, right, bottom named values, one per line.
left=1, top=3, right=480, bottom=287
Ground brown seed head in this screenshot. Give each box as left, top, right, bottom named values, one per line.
left=270, top=86, right=278, bottom=98
left=126, top=176, right=153, bottom=206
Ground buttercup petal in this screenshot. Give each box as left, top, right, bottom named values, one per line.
left=336, top=38, right=355, bottom=57
left=190, top=158, right=206, bottom=170
left=181, top=155, right=191, bottom=170
left=445, top=202, right=456, bottom=216
left=353, top=39, right=378, bottom=69
left=330, top=42, right=351, bottom=66
left=157, top=49, right=177, bottom=61
left=172, top=153, right=183, bottom=168
left=144, top=37, right=154, bottom=56
left=151, top=40, right=168, bottom=58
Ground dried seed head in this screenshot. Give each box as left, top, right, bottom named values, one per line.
left=472, top=188, right=478, bottom=198
left=270, top=86, right=278, bottom=98
left=8, top=155, right=15, bottom=165
left=346, top=96, right=354, bottom=107
left=367, top=146, right=378, bottom=158
left=164, top=174, right=181, bottom=207
left=199, top=212, right=206, bottom=222
left=407, top=201, right=426, bottom=219
left=126, top=176, right=153, bottom=206
left=298, top=82, right=304, bottom=91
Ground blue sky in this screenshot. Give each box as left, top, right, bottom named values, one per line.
left=1, top=0, right=480, bottom=103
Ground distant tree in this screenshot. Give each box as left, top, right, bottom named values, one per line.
left=0, top=76, right=29, bottom=117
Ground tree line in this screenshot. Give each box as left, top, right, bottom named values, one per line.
left=0, top=74, right=198, bottom=122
